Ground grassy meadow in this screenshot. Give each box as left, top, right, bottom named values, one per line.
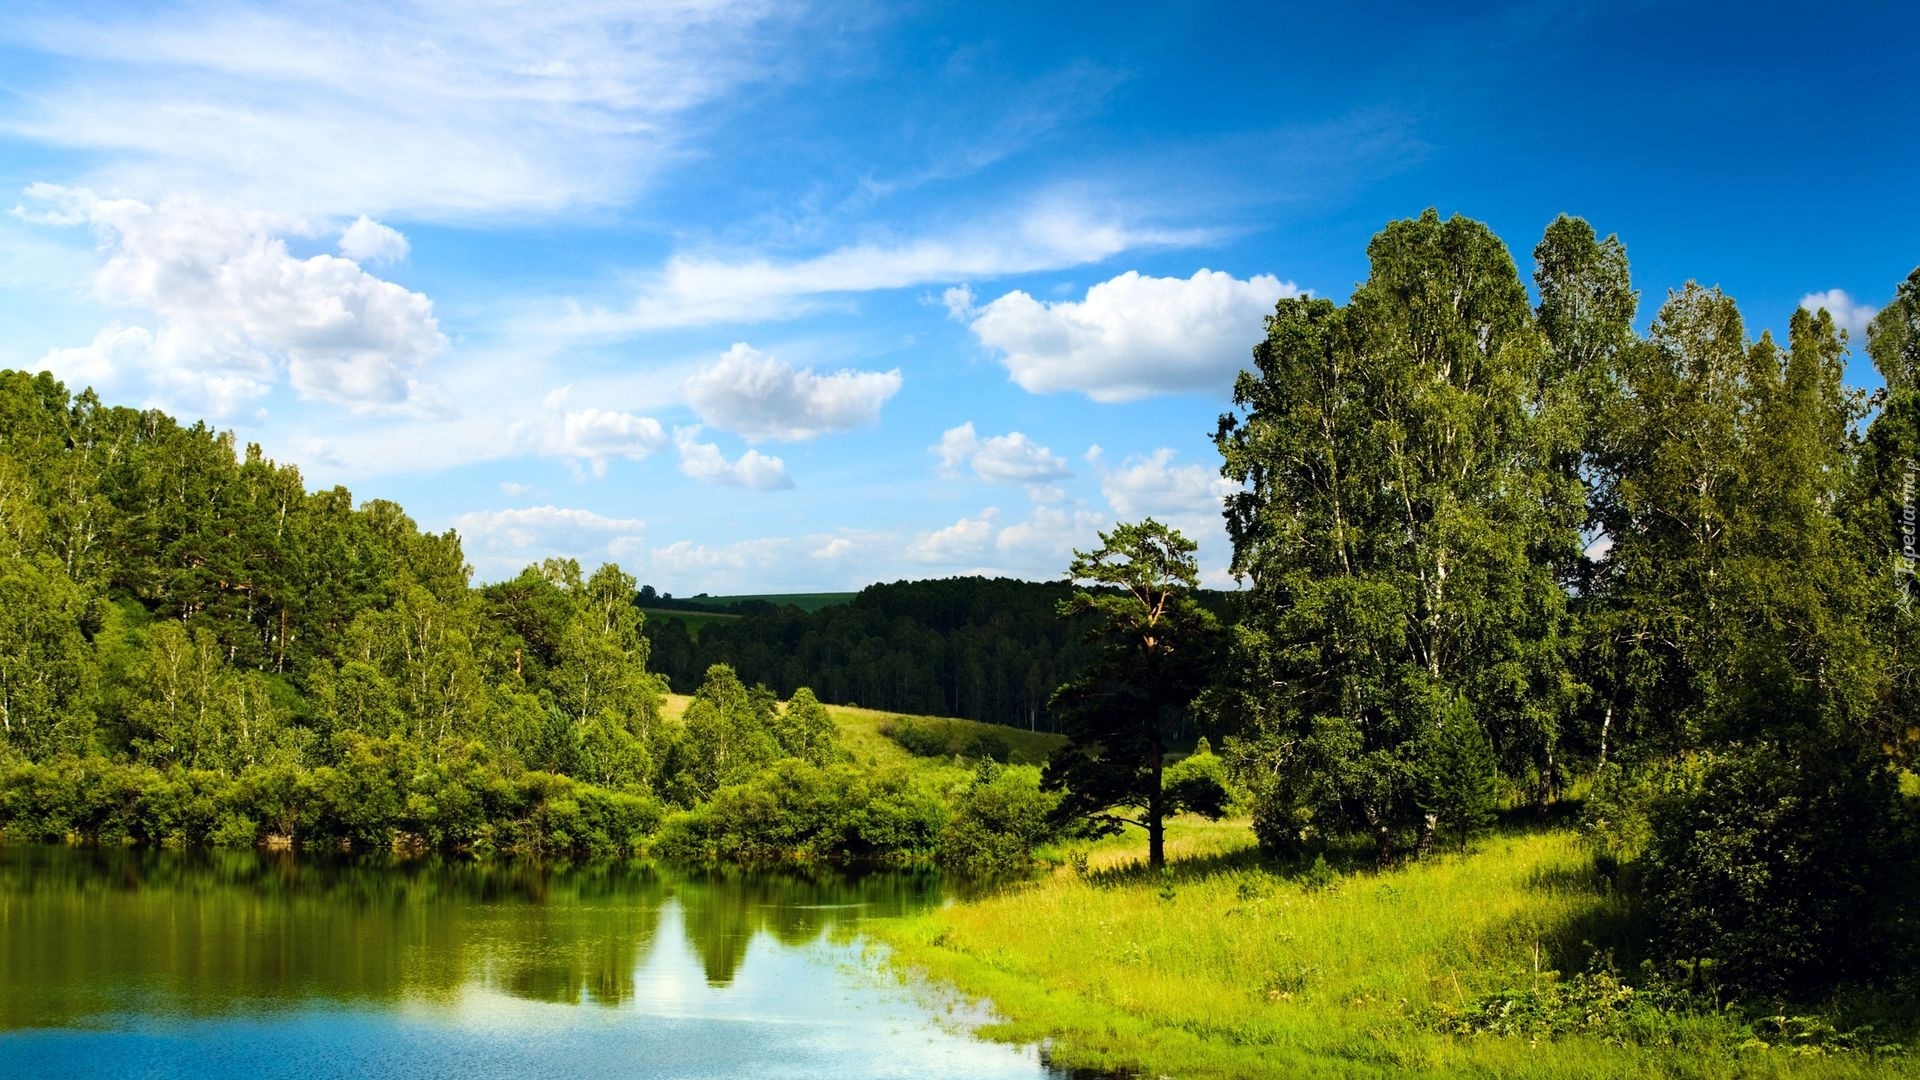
left=639, top=607, right=740, bottom=637
left=683, top=592, right=858, bottom=612
left=661, top=693, right=1063, bottom=775
left=869, top=816, right=1917, bottom=1080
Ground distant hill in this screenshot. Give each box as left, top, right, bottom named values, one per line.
left=641, top=576, right=1237, bottom=735
left=636, top=587, right=856, bottom=615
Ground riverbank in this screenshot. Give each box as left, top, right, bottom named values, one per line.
left=870, top=819, right=1915, bottom=1079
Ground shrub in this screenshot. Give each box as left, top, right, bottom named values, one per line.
left=1641, top=743, right=1897, bottom=996
left=938, top=762, right=1059, bottom=872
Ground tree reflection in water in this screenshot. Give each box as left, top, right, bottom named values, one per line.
left=0, top=846, right=948, bottom=1028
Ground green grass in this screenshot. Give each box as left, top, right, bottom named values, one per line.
left=638, top=608, right=739, bottom=637
left=660, top=694, right=1064, bottom=781
left=680, top=591, right=857, bottom=612
left=868, top=820, right=1914, bottom=1079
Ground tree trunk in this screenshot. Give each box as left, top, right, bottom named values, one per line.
left=1416, top=812, right=1437, bottom=858
left=1374, top=823, right=1394, bottom=867
left=1535, top=746, right=1555, bottom=819
left=1148, top=743, right=1167, bottom=870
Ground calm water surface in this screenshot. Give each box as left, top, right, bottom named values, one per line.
left=0, top=846, right=1071, bottom=1079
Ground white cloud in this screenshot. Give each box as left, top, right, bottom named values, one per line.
left=451, top=504, right=648, bottom=581
left=673, top=426, right=793, bottom=490
left=338, top=216, right=410, bottom=264
left=510, top=389, right=667, bottom=477
left=684, top=343, right=901, bottom=442
left=970, top=268, right=1299, bottom=402
left=35, top=323, right=152, bottom=389
left=499, top=481, right=535, bottom=497
left=995, top=505, right=1106, bottom=568
left=810, top=537, right=856, bottom=560
left=23, top=185, right=446, bottom=416
left=1799, top=288, right=1879, bottom=341
left=941, top=284, right=977, bottom=320
left=650, top=537, right=793, bottom=581
left=931, top=422, right=1069, bottom=482
left=907, top=509, right=1000, bottom=563
left=1097, top=446, right=1240, bottom=520
left=546, top=200, right=1212, bottom=334
left=1026, top=483, right=1066, bottom=504
left=0, top=3, right=787, bottom=219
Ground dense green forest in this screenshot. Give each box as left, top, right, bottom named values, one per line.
left=0, top=370, right=1055, bottom=866
left=1209, top=211, right=1920, bottom=999
left=643, top=576, right=1236, bottom=733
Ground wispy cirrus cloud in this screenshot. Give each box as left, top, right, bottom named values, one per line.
left=0, top=1, right=792, bottom=219
left=544, top=197, right=1215, bottom=334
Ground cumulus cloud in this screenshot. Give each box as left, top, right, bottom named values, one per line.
left=451, top=504, right=648, bottom=580
left=1096, top=446, right=1240, bottom=520
left=684, top=343, right=901, bottom=442
left=907, top=509, right=1000, bottom=563
left=941, top=284, right=977, bottom=320
left=1800, top=288, right=1879, bottom=341
left=650, top=537, right=793, bottom=580
left=673, top=426, right=793, bottom=490
left=23, top=185, right=446, bottom=416
left=931, top=422, right=1070, bottom=482
left=509, top=387, right=667, bottom=478
left=338, top=216, right=410, bottom=264
left=0, top=3, right=786, bottom=219
left=35, top=323, right=152, bottom=389
left=995, top=505, right=1106, bottom=568
left=811, top=537, right=856, bottom=560
left=970, top=269, right=1299, bottom=402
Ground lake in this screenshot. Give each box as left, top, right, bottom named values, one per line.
left=0, top=846, right=1075, bottom=1079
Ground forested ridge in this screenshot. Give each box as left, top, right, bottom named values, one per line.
left=0, top=370, right=1057, bottom=866
left=643, top=576, right=1236, bottom=732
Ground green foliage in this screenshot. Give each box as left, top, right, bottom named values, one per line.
left=879, top=716, right=1015, bottom=763
left=937, top=762, right=1060, bottom=872
left=1046, top=520, right=1223, bottom=869
left=1416, top=698, right=1498, bottom=853
left=1640, top=744, right=1899, bottom=996
left=655, top=758, right=946, bottom=864
left=638, top=576, right=1217, bottom=732
left=1217, top=210, right=1584, bottom=863
left=770, top=687, right=845, bottom=765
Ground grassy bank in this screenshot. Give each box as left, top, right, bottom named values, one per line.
left=870, top=819, right=1914, bottom=1079
left=662, top=693, right=1064, bottom=776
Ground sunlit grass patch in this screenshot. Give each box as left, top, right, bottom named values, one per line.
left=872, top=821, right=1914, bottom=1079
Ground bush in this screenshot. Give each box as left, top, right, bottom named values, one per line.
left=937, top=762, right=1059, bottom=872
left=1641, top=743, right=1898, bottom=996
left=656, top=758, right=946, bottom=864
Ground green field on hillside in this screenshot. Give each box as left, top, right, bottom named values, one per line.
left=638, top=608, right=739, bottom=637
left=681, top=592, right=857, bottom=612
left=661, top=694, right=1064, bottom=781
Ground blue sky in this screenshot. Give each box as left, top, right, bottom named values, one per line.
left=2, top=1, right=1915, bottom=592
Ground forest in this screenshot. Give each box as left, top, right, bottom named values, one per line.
left=642, top=576, right=1235, bottom=733
left=0, top=373, right=1056, bottom=867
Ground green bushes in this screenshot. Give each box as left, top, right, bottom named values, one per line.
left=0, top=748, right=661, bottom=859
left=1640, top=744, right=1899, bottom=996
left=880, top=717, right=1012, bottom=762
left=656, top=758, right=947, bottom=864
left=937, top=762, right=1059, bottom=873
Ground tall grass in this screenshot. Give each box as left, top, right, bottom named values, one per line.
left=871, top=820, right=1913, bottom=1079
